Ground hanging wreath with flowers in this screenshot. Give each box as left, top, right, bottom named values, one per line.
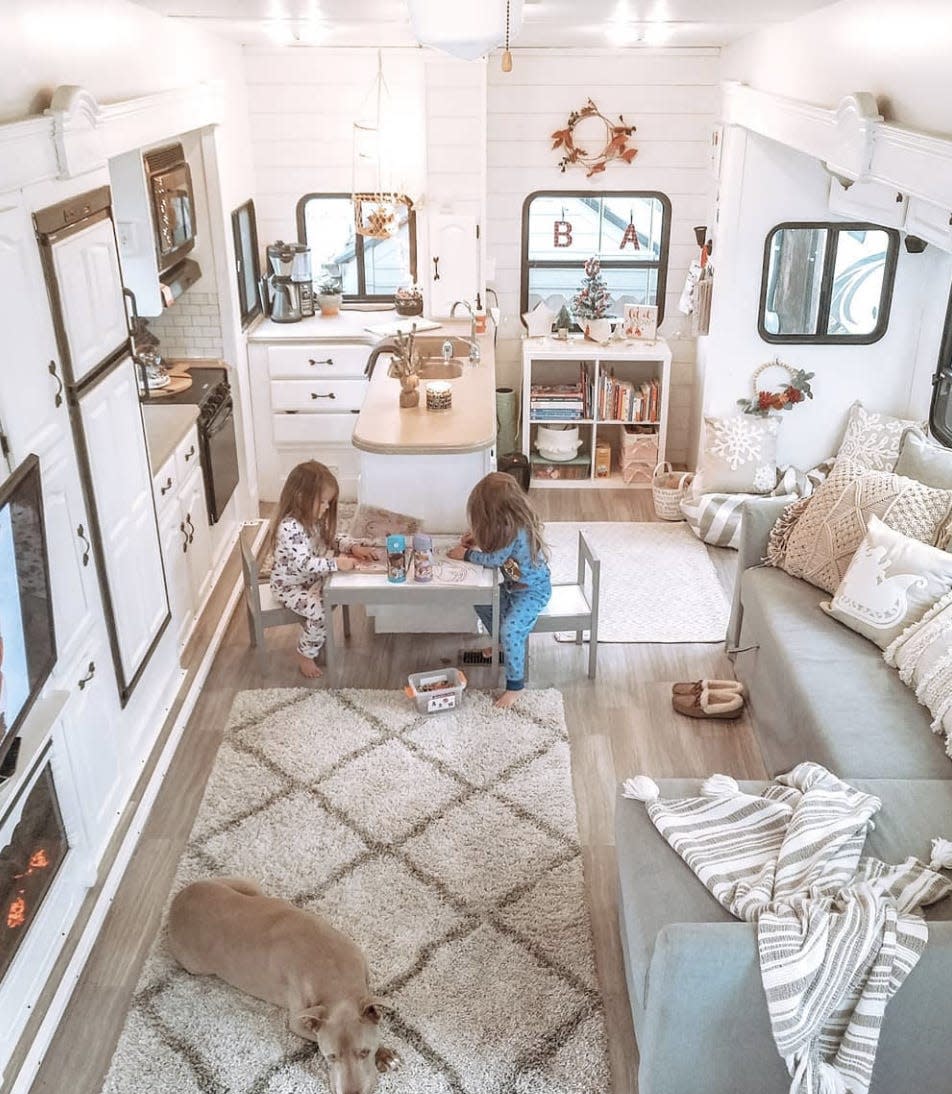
left=737, top=360, right=815, bottom=417
left=551, top=98, right=638, bottom=178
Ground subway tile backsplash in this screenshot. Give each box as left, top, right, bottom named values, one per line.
left=148, top=290, right=223, bottom=360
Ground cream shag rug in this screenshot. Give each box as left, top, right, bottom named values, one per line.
left=101, top=688, right=609, bottom=1094
left=546, top=520, right=730, bottom=643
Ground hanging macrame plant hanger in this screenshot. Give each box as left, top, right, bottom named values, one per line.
left=353, top=51, right=401, bottom=240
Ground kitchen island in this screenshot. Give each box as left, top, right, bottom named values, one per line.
left=352, top=319, right=496, bottom=532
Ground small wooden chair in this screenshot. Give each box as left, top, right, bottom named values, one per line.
left=239, top=524, right=350, bottom=648
left=529, top=531, right=601, bottom=680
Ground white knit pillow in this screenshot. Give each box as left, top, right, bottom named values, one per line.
left=836, top=401, right=926, bottom=472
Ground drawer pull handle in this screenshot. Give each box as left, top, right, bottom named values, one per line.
left=308, top=357, right=334, bottom=366
left=78, top=661, right=96, bottom=690
left=76, top=523, right=91, bottom=567
left=49, top=361, right=64, bottom=408
left=185, top=514, right=195, bottom=543
left=311, top=392, right=336, bottom=400
left=160, top=476, right=173, bottom=496
left=184, top=444, right=196, bottom=461
left=180, top=521, right=189, bottom=553
left=433, top=256, right=441, bottom=281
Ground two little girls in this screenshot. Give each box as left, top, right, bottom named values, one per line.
left=270, top=463, right=551, bottom=702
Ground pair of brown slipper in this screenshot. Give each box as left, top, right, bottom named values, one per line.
left=671, top=679, right=747, bottom=720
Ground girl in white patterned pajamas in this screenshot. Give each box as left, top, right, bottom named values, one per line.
left=269, top=461, right=377, bottom=678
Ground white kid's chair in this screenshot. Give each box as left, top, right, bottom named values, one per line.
left=239, top=523, right=350, bottom=648
left=529, top=531, right=600, bottom=680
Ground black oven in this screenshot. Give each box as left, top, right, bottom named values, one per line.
left=144, top=143, right=196, bottom=274
left=200, top=389, right=240, bottom=525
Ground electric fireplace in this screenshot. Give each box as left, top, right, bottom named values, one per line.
left=0, top=762, right=67, bottom=982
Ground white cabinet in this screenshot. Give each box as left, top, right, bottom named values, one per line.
left=248, top=340, right=369, bottom=501
left=78, top=358, right=169, bottom=694
left=49, top=215, right=129, bottom=386
left=154, top=425, right=213, bottom=651
left=428, top=213, right=479, bottom=318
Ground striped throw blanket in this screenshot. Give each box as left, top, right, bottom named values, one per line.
left=624, top=764, right=952, bottom=1094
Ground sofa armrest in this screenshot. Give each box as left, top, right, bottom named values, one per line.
left=727, top=496, right=791, bottom=652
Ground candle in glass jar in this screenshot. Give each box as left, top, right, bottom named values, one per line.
left=426, top=381, right=452, bottom=411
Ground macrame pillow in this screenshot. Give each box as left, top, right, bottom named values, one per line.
left=836, top=401, right=926, bottom=472
left=884, top=589, right=952, bottom=762
left=781, top=457, right=952, bottom=593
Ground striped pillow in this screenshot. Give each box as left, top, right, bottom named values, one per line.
left=679, top=492, right=761, bottom=549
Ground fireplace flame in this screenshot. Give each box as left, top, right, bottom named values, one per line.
left=6, top=896, right=26, bottom=930
left=29, top=849, right=50, bottom=870
left=5, top=847, right=52, bottom=932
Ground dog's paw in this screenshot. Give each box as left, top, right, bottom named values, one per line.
left=375, top=1046, right=402, bottom=1073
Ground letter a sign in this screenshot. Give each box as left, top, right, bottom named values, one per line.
left=552, top=219, right=573, bottom=248
left=619, top=220, right=641, bottom=250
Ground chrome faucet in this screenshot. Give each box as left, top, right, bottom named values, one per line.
left=450, top=300, right=480, bottom=363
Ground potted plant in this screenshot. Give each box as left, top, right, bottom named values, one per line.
left=394, top=283, right=424, bottom=317
left=316, top=273, right=343, bottom=317
left=386, top=327, right=421, bottom=407
left=572, top=257, right=613, bottom=342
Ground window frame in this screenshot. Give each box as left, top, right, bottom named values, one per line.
left=519, top=189, right=672, bottom=324
left=758, top=220, right=900, bottom=346
left=295, top=191, right=418, bottom=303
left=929, top=282, right=952, bottom=448
left=231, top=199, right=262, bottom=329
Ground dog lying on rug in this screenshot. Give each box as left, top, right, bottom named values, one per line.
left=168, top=878, right=401, bottom=1094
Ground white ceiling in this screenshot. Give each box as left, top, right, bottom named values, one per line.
left=127, top=0, right=842, bottom=49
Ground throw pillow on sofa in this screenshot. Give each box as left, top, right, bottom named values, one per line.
left=836, top=401, right=926, bottom=471
left=884, top=588, right=952, bottom=761
left=894, top=426, right=952, bottom=489
left=696, top=414, right=779, bottom=494
left=780, top=457, right=952, bottom=593
left=821, top=517, right=952, bottom=648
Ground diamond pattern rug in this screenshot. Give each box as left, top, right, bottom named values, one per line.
left=101, top=688, right=610, bottom=1094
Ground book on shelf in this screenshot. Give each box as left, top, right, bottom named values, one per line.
left=594, top=370, right=661, bottom=423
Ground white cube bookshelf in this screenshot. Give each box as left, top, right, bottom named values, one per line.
left=521, top=335, right=672, bottom=489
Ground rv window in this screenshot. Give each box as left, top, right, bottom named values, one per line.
left=759, top=222, right=899, bottom=344
left=296, top=193, right=417, bottom=302
left=929, top=284, right=952, bottom=448
left=231, top=200, right=262, bottom=328
left=521, top=191, right=671, bottom=325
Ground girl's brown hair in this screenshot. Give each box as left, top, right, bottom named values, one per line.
left=270, top=461, right=339, bottom=551
left=467, top=472, right=547, bottom=560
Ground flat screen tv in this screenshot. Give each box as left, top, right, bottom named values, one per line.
left=0, top=455, right=56, bottom=770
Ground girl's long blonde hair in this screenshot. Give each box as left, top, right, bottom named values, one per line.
left=270, top=461, right=339, bottom=551
left=467, top=472, right=547, bottom=560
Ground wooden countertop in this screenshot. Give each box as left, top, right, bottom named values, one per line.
left=141, top=403, right=199, bottom=476
left=247, top=308, right=408, bottom=343
left=352, top=321, right=496, bottom=456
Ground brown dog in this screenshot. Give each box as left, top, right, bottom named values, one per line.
left=168, top=878, right=400, bottom=1094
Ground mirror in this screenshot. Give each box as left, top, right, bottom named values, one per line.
left=759, top=222, right=899, bottom=344
left=930, top=284, right=952, bottom=447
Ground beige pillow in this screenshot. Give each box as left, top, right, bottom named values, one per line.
left=836, top=401, right=926, bottom=472
left=782, top=457, right=952, bottom=593
left=697, top=414, right=779, bottom=494
left=894, top=426, right=952, bottom=489
left=884, top=589, right=952, bottom=760
left=821, top=517, right=952, bottom=648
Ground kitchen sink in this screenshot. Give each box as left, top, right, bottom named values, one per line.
left=414, top=336, right=471, bottom=358
left=416, top=360, right=464, bottom=380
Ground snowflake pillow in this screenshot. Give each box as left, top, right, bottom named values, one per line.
left=836, top=401, right=926, bottom=472
left=696, top=414, right=780, bottom=495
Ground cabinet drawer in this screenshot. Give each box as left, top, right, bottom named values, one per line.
left=272, top=412, right=358, bottom=446
left=175, top=426, right=201, bottom=484
left=267, top=343, right=370, bottom=379
left=270, top=378, right=366, bottom=413
left=153, top=451, right=179, bottom=517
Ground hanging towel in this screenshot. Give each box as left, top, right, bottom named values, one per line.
left=631, top=763, right=952, bottom=1094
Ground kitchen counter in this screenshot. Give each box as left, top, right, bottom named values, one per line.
left=141, top=403, right=199, bottom=476
left=246, top=308, right=410, bottom=343
left=352, top=320, right=496, bottom=456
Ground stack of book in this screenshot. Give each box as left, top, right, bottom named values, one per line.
left=597, top=373, right=661, bottom=423
left=530, top=382, right=586, bottom=420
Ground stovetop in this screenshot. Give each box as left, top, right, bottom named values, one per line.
left=140, top=365, right=227, bottom=407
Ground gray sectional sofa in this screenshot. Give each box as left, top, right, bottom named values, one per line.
left=615, top=496, right=952, bottom=1094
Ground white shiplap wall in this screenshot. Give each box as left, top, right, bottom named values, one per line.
left=486, top=50, right=720, bottom=465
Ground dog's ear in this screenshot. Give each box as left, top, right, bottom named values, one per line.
left=360, top=996, right=391, bottom=1025
left=296, top=1004, right=328, bottom=1035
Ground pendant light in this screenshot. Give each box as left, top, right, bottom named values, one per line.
left=405, top=0, right=523, bottom=62
left=352, top=51, right=400, bottom=240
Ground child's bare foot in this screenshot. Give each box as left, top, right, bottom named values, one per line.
left=296, top=652, right=323, bottom=679
left=493, top=689, right=520, bottom=709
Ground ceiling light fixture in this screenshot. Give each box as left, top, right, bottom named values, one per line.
left=405, top=0, right=523, bottom=62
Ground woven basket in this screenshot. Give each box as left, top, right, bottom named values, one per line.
left=652, top=461, right=694, bottom=521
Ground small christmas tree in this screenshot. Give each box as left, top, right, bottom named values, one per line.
left=555, top=304, right=572, bottom=332
left=572, top=257, right=611, bottom=321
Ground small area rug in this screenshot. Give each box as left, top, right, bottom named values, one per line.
left=546, top=520, right=730, bottom=643
left=101, top=688, right=609, bottom=1094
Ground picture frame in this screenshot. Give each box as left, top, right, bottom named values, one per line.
left=623, top=303, right=658, bottom=340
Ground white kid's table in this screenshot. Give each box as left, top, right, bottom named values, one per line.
left=323, top=538, right=500, bottom=683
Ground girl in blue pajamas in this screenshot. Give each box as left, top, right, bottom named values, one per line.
left=448, top=472, right=551, bottom=708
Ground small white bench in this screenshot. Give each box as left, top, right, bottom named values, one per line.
left=530, top=531, right=601, bottom=680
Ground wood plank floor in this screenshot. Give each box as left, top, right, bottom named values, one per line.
left=28, top=489, right=768, bottom=1094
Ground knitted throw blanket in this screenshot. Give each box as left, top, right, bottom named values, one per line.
left=624, top=764, right=952, bottom=1094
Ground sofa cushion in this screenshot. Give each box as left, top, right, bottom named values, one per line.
left=615, top=778, right=952, bottom=1016
left=737, top=565, right=951, bottom=779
